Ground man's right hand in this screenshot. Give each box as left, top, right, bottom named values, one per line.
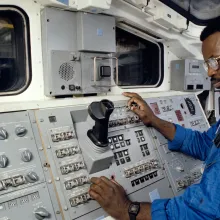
left=123, top=92, right=176, bottom=141
left=123, top=92, right=156, bottom=126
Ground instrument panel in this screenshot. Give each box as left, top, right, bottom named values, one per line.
left=0, top=94, right=208, bottom=220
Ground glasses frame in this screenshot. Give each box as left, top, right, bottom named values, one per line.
left=204, top=55, right=220, bottom=71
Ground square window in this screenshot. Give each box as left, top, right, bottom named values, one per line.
left=115, top=28, right=163, bottom=87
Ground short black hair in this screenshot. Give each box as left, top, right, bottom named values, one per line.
left=200, top=16, right=220, bottom=41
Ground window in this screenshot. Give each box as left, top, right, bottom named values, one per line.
left=115, top=27, right=163, bottom=88
left=160, top=0, right=220, bottom=25
left=0, top=7, right=31, bottom=96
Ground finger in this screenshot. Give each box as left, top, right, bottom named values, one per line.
left=91, top=177, right=111, bottom=192
left=111, top=179, right=124, bottom=188
left=130, top=106, right=143, bottom=115
left=100, top=176, right=117, bottom=189
left=91, top=177, right=102, bottom=185
left=128, top=97, right=145, bottom=109
left=90, top=183, right=104, bottom=197
left=89, top=190, right=105, bottom=204
left=123, top=92, right=141, bottom=99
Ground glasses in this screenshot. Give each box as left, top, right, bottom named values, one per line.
left=203, top=55, right=220, bottom=71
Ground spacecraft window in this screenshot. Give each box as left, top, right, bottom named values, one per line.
left=160, top=0, right=220, bottom=25
left=0, top=7, right=31, bottom=96
left=115, top=27, right=163, bottom=88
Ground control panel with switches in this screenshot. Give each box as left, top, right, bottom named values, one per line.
left=0, top=94, right=208, bottom=220
left=145, top=95, right=208, bottom=195
left=0, top=112, right=45, bottom=196
left=171, top=59, right=211, bottom=91
left=0, top=112, right=58, bottom=220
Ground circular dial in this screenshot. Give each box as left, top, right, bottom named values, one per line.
left=21, top=150, right=32, bottom=162
left=15, top=126, right=27, bottom=137
left=34, top=207, right=50, bottom=220
left=26, top=171, right=39, bottom=183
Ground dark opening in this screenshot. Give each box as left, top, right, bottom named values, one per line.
left=115, top=28, right=163, bottom=87
left=0, top=7, right=31, bottom=95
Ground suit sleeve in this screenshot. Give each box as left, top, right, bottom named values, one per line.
left=168, top=121, right=220, bottom=161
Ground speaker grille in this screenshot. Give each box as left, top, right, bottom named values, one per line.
left=59, top=62, right=75, bottom=81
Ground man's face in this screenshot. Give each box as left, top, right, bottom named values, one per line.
left=202, top=32, right=220, bottom=88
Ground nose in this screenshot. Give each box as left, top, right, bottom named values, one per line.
left=208, top=67, right=217, bottom=77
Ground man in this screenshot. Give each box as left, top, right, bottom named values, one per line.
left=89, top=17, right=220, bottom=220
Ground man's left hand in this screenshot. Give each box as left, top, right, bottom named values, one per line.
left=89, top=176, right=131, bottom=220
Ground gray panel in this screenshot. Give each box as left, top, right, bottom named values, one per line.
left=50, top=50, right=82, bottom=96
left=34, top=107, right=100, bottom=220
left=145, top=94, right=208, bottom=195
left=33, top=94, right=207, bottom=219
left=81, top=52, right=111, bottom=93
left=171, top=59, right=211, bottom=91
left=41, top=7, right=77, bottom=52
left=41, top=7, right=115, bottom=97
left=0, top=112, right=45, bottom=196
left=41, top=8, right=78, bottom=96
left=0, top=183, right=57, bottom=220
left=34, top=103, right=172, bottom=219
left=0, top=111, right=59, bottom=220
left=77, top=12, right=116, bottom=53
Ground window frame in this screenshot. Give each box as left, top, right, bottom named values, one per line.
left=115, top=23, right=164, bottom=89
left=0, top=6, right=31, bottom=96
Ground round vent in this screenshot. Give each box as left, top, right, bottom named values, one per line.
left=59, top=62, right=75, bottom=81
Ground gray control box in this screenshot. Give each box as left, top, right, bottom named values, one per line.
left=171, top=59, right=211, bottom=91
left=77, top=12, right=116, bottom=53
left=41, top=7, right=116, bottom=96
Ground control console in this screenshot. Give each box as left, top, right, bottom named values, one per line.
left=0, top=94, right=208, bottom=220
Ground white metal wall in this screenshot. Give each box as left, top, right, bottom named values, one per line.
left=0, top=0, right=204, bottom=106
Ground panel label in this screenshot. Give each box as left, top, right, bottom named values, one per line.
left=149, top=189, right=160, bottom=202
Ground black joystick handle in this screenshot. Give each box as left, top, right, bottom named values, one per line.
left=87, top=99, right=114, bottom=147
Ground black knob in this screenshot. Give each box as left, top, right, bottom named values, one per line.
left=87, top=99, right=114, bottom=147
